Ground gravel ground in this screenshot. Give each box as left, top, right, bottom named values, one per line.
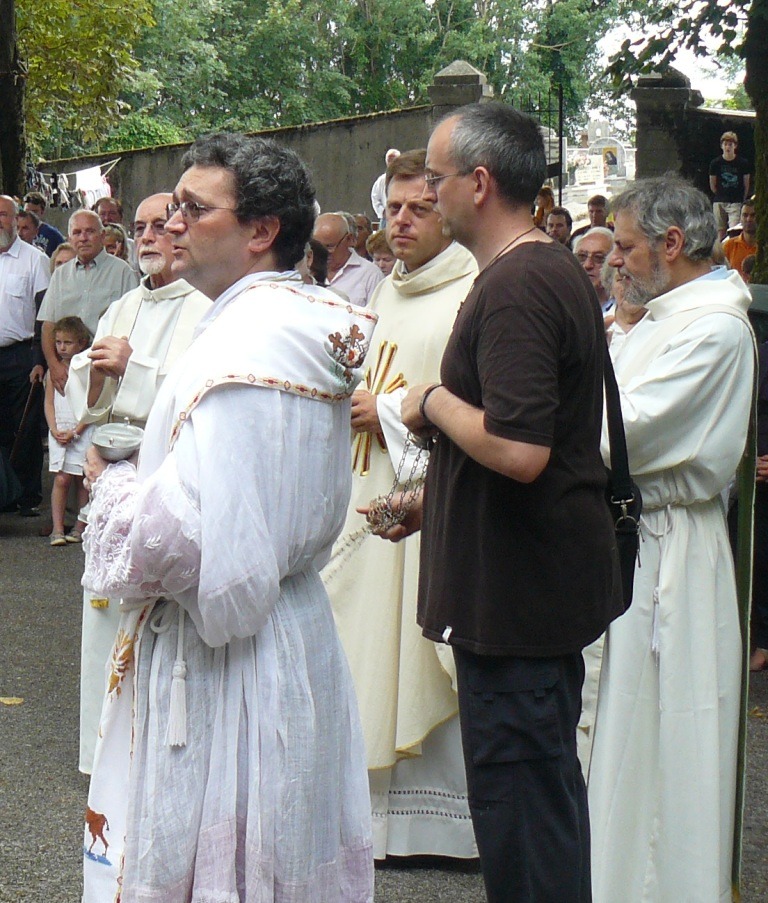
left=1, top=477, right=766, bottom=902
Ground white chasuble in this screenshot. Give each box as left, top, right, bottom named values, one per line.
left=323, top=242, right=480, bottom=859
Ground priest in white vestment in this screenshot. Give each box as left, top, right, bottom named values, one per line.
left=578, top=272, right=647, bottom=774
left=324, top=150, right=478, bottom=859
left=80, top=135, right=375, bottom=902
left=67, top=193, right=211, bottom=774
left=587, top=177, right=755, bottom=903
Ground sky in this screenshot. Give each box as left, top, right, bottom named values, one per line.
left=600, top=29, right=745, bottom=106
left=671, top=47, right=741, bottom=102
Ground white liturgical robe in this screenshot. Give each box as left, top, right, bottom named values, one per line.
left=324, top=242, right=479, bottom=859
left=67, top=277, right=212, bottom=429
left=81, top=272, right=377, bottom=902
left=588, top=269, right=754, bottom=903
left=67, top=276, right=211, bottom=774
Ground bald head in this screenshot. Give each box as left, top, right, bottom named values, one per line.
left=312, top=213, right=352, bottom=275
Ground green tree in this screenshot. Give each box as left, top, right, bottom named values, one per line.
left=14, top=0, right=624, bottom=161
left=100, top=113, right=188, bottom=152
left=0, top=0, right=25, bottom=194
left=118, top=0, right=230, bottom=137
left=16, top=0, right=154, bottom=159
left=606, top=0, right=768, bottom=283
left=120, top=0, right=620, bottom=140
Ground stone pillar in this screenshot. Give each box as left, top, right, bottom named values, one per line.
left=631, top=69, right=704, bottom=179
left=428, top=60, right=494, bottom=123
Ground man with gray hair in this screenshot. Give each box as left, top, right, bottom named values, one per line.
left=38, top=208, right=137, bottom=394
left=0, top=195, right=50, bottom=516
left=588, top=176, right=754, bottom=903
left=313, top=211, right=383, bottom=306
left=573, top=226, right=615, bottom=313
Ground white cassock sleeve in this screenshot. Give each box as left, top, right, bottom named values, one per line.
left=601, top=315, right=754, bottom=498
left=376, top=388, right=428, bottom=479
left=83, top=383, right=351, bottom=647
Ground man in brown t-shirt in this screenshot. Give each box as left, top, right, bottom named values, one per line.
left=385, top=103, right=623, bottom=901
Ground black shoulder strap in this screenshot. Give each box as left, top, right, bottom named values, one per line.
left=604, top=343, right=634, bottom=502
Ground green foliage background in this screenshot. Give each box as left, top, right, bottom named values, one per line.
left=17, top=0, right=620, bottom=159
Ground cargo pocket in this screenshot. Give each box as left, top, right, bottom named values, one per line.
left=465, top=658, right=562, bottom=766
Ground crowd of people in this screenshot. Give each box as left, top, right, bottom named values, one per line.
left=0, top=108, right=762, bottom=902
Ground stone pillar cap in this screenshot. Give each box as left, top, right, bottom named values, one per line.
left=433, top=60, right=489, bottom=86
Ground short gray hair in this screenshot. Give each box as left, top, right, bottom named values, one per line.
left=445, top=103, right=546, bottom=207
left=68, top=209, right=103, bottom=234
left=611, top=176, right=716, bottom=262
left=572, top=226, right=614, bottom=255
left=335, top=211, right=356, bottom=240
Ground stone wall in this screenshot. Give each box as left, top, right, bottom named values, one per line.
left=632, top=70, right=755, bottom=195
left=42, top=61, right=493, bottom=232
left=45, top=107, right=430, bottom=233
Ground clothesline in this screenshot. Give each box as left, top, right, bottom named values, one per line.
left=27, top=158, right=122, bottom=210
left=36, top=158, right=121, bottom=180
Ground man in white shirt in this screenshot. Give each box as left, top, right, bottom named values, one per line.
left=38, top=209, right=138, bottom=394
left=0, top=195, right=50, bottom=515
left=80, top=132, right=374, bottom=903
left=325, top=149, right=479, bottom=860
left=370, top=148, right=401, bottom=226
left=313, top=212, right=383, bottom=306
left=573, top=226, right=615, bottom=313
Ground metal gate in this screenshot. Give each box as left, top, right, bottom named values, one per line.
left=512, top=85, right=564, bottom=204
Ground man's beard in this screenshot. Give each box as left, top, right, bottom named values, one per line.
left=622, top=250, right=669, bottom=307
left=138, top=253, right=166, bottom=276
left=0, top=227, right=15, bottom=250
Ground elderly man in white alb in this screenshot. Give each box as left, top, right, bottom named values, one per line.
left=324, top=149, right=478, bottom=859
left=313, top=211, right=383, bottom=306
left=66, top=192, right=211, bottom=774
left=587, top=176, right=754, bottom=903
left=80, top=133, right=375, bottom=903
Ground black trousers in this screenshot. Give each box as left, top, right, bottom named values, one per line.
left=0, top=342, right=43, bottom=508
left=454, top=647, right=591, bottom=903
left=729, top=485, right=768, bottom=650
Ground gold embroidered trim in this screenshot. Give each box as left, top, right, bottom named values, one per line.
left=352, top=340, right=407, bottom=476
left=170, top=374, right=353, bottom=448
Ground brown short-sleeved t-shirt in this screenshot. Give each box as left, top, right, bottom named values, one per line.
left=418, top=240, right=623, bottom=656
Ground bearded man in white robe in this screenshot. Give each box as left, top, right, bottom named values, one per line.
left=81, top=134, right=375, bottom=903
left=67, top=192, right=211, bottom=775
left=324, top=149, right=478, bottom=859
left=587, top=176, right=755, bottom=903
